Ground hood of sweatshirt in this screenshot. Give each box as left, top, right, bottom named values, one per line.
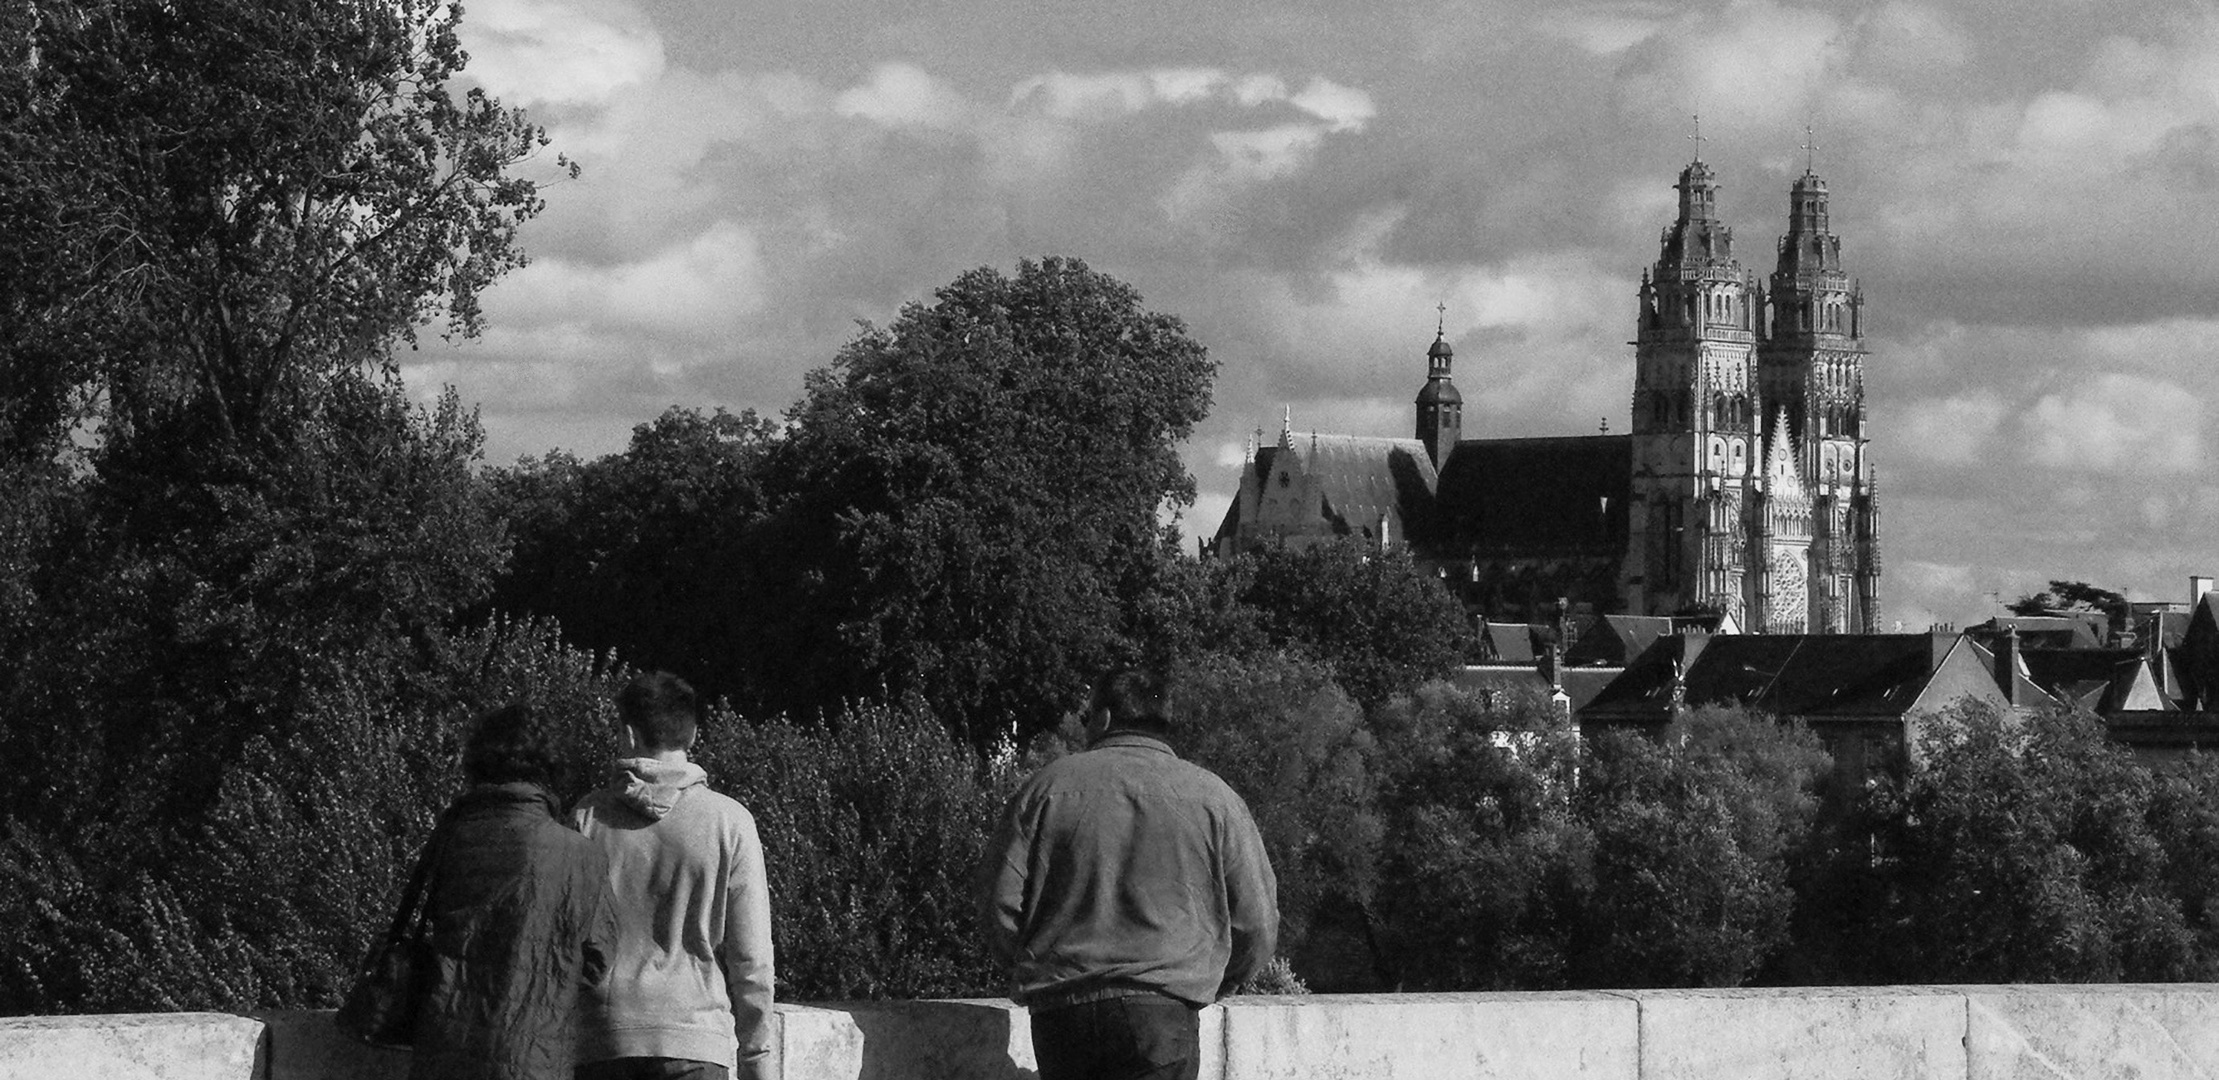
left=611, top=757, right=708, bottom=820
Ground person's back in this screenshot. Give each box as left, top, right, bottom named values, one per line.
left=982, top=667, right=1277, bottom=1080
left=575, top=673, right=773, bottom=1080
left=410, top=706, right=612, bottom=1080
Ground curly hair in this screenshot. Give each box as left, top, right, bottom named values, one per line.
left=463, top=703, right=562, bottom=789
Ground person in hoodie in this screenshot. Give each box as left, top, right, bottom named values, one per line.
left=572, top=672, right=775, bottom=1080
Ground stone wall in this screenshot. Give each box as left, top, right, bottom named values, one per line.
left=8, top=985, right=2219, bottom=1080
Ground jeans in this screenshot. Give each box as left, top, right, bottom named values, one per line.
left=575, top=1058, right=728, bottom=1080
left=1029, top=994, right=1201, bottom=1080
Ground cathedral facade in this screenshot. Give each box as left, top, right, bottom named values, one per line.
left=1214, top=155, right=1882, bottom=633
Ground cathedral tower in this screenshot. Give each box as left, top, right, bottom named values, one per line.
left=1758, top=162, right=1880, bottom=631
left=1624, top=156, right=1765, bottom=623
left=1415, top=318, right=1462, bottom=473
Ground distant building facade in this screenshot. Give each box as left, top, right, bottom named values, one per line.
left=1214, top=155, right=1882, bottom=633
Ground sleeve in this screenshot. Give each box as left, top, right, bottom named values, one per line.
left=1218, top=793, right=1280, bottom=997
left=977, top=790, right=1032, bottom=969
left=722, top=808, right=777, bottom=1080
left=580, top=852, right=618, bottom=990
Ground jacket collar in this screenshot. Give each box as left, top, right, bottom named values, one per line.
left=454, top=781, right=564, bottom=820
left=1089, top=730, right=1177, bottom=757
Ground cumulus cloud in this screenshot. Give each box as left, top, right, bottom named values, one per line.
left=432, top=0, right=2219, bottom=627
left=464, top=0, right=665, bottom=108
left=2024, top=373, right=2204, bottom=475
left=1897, top=392, right=2009, bottom=467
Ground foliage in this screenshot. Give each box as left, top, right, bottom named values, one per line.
left=1866, top=701, right=2192, bottom=982
left=484, top=407, right=780, bottom=702
left=2007, top=580, right=2128, bottom=635
left=758, top=257, right=1216, bottom=741
left=1173, top=652, right=1377, bottom=983
left=0, top=0, right=561, bottom=463
left=1223, top=540, right=1474, bottom=707
left=0, top=617, right=621, bottom=1014
left=0, top=386, right=504, bottom=835
left=693, top=698, right=1014, bottom=1000
left=1571, top=707, right=1831, bottom=987
left=1363, top=682, right=1588, bottom=991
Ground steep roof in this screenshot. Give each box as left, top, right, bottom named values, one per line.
left=1284, top=434, right=1438, bottom=537
left=2020, top=649, right=2172, bottom=713
left=1430, top=435, right=1631, bottom=554
left=1566, top=614, right=1675, bottom=666
left=1481, top=622, right=1539, bottom=663
left=1583, top=633, right=2007, bottom=723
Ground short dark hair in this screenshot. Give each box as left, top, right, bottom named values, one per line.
left=463, top=704, right=560, bottom=788
left=616, top=671, right=699, bottom=752
left=1089, top=666, right=1171, bottom=736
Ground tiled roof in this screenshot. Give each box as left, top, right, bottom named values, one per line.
left=1566, top=614, right=1675, bottom=666
left=1429, top=435, right=1631, bottom=554
left=1482, top=622, right=1539, bottom=663
left=2020, top=649, right=2160, bottom=712
left=1451, top=665, right=1622, bottom=713
left=1289, top=434, right=1438, bottom=537
left=1583, top=633, right=1957, bottom=722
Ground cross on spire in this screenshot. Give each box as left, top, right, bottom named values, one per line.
left=1436, top=301, right=1447, bottom=337
left=1688, top=114, right=1707, bottom=162
left=1801, top=124, right=1818, bottom=174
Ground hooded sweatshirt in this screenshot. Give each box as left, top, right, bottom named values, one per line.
left=573, top=758, right=774, bottom=1078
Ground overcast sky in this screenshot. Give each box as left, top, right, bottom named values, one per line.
left=418, top=0, right=2219, bottom=630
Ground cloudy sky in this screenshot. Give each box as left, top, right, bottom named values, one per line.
left=416, top=0, right=2219, bottom=630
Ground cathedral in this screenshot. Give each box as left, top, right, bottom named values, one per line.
left=1212, top=153, right=1882, bottom=634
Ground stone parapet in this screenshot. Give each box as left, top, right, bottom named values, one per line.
left=13, top=986, right=2219, bottom=1079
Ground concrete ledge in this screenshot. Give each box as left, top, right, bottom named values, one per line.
left=0, top=1012, right=266, bottom=1080
left=1956, top=983, right=2219, bottom=1080
left=1629, top=986, right=1968, bottom=1080
left=26, top=986, right=2219, bottom=1080
left=1221, top=991, right=1637, bottom=1080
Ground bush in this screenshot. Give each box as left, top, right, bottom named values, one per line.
left=1173, top=652, right=1377, bottom=988
left=694, top=699, right=1012, bottom=1000
left=1364, top=681, right=1588, bottom=991
left=1572, top=707, right=1830, bottom=987
left=1867, top=701, right=2192, bottom=982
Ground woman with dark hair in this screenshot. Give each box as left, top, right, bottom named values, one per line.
left=407, top=704, right=615, bottom=1080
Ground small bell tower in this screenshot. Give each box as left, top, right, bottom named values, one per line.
left=1415, top=304, right=1462, bottom=472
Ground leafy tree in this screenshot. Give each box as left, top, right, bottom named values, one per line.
left=1230, top=540, right=1474, bottom=707
left=485, top=406, right=780, bottom=701
left=1867, top=701, right=2191, bottom=982
left=755, top=257, right=1215, bottom=739
left=0, top=0, right=557, bottom=827
left=2007, top=579, right=2128, bottom=636
left=1571, top=707, right=1830, bottom=987
left=0, top=0, right=572, bottom=1013
left=0, top=0, right=559, bottom=464
left=1364, top=682, right=1588, bottom=991
left=1173, top=652, right=1377, bottom=988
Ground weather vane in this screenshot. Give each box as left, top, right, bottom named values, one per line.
left=1801, top=123, right=1817, bottom=174
left=1688, top=114, right=1706, bottom=161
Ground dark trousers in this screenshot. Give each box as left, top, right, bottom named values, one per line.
left=1029, top=994, right=1201, bottom=1080
left=575, top=1058, right=728, bottom=1080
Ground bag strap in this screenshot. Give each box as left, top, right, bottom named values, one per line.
left=383, top=805, right=457, bottom=946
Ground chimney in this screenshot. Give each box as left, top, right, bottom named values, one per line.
left=2192, top=575, right=2213, bottom=604
left=1996, top=626, right=2021, bottom=705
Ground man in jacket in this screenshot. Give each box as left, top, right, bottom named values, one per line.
left=574, top=673, right=774, bottom=1080
left=981, top=666, right=1279, bottom=1080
